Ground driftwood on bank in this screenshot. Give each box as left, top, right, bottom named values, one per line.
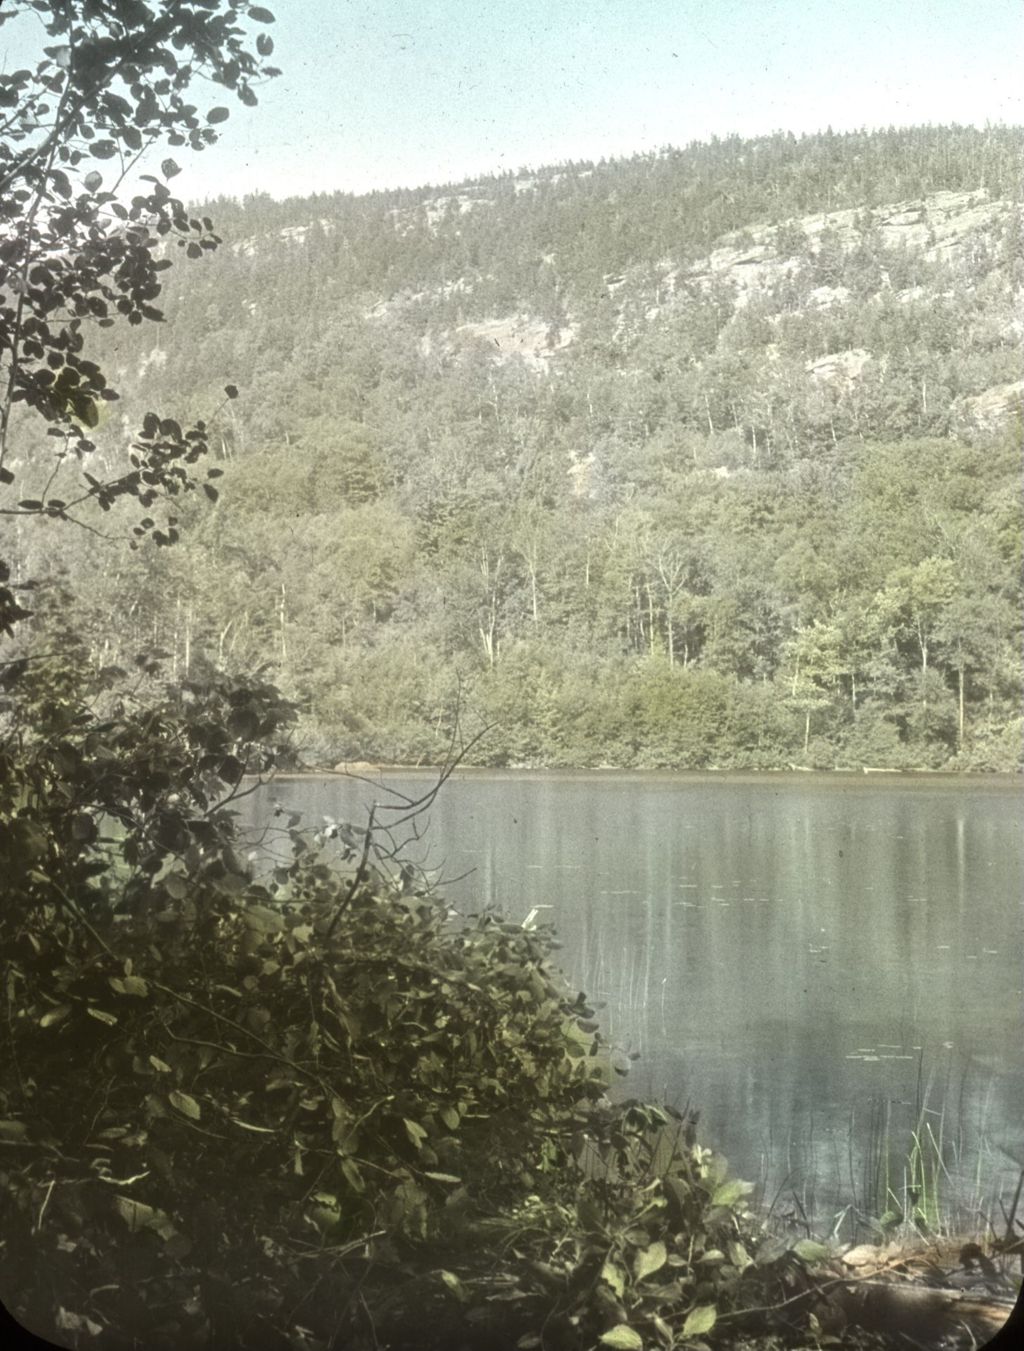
left=833, top=1278, right=1016, bottom=1343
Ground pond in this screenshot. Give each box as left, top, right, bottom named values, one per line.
left=239, top=771, right=1024, bottom=1233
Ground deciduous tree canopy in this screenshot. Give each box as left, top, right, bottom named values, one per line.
left=12, top=124, right=1017, bottom=770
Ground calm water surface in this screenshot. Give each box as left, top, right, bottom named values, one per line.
left=242, top=772, right=1024, bottom=1226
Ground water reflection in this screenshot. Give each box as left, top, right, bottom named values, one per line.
left=240, top=773, right=1024, bottom=1227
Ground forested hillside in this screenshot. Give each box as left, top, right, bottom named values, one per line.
left=6, top=124, right=1023, bottom=769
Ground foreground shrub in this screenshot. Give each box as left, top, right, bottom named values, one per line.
left=1, top=659, right=865, bottom=1350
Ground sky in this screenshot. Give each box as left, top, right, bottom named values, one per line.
left=4, top=0, right=1024, bottom=202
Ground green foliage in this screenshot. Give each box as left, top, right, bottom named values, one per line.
left=0, top=0, right=278, bottom=577
left=633, top=665, right=733, bottom=768
left=473, top=1101, right=764, bottom=1350
left=0, top=656, right=744, bottom=1348
left=0, top=642, right=857, bottom=1350
left=0, top=651, right=296, bottom=920
left=0, top=652, right=553, bottom=1337
left=8, top=120, right=1022, bottom=771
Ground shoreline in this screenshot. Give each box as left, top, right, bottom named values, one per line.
left=265, top=764, right=1024, bottom=788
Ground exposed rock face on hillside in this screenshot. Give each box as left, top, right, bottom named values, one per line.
left=686, top=189, right=1013, bottom=301
left=697, top=187, right=1010, bottom=290
left=957, top=379, right=1024, bottom=429
left=424, top=314, right=576, bottom=370
left=231, top=218, right=336, bottom=256
left=805, top=349, right=873, bottom=386
left=354, top=187, right=1020, bottom=381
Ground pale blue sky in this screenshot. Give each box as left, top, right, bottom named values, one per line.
left=5, top=0, right=1023, bottom=200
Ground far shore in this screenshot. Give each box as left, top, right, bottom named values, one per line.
left=260, top=764, right=1024, bottom=789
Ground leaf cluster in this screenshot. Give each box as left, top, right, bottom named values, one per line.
left=1, top=0, right=275, bottom=555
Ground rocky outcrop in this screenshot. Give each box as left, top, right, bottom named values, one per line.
left=805, top=349, right=872, bottom=386
left=682, top=189, right=1015, bottom=304
left=419, top=313, right=576, bottom=370
left=957, top=379, right=1024, bottom=430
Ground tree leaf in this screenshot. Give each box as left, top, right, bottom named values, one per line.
left=600, top=1259, right=626, bottom=1298
left=163, top=872, right=188, bottom=899
left=403, top=1117, right=428, bottom=1148
left=56, top=1309, right=103, bottom=1337
left=114, top=1196, right=155, bottom=1231
left=340, top=1157, right=364, bottom=1192
left=792, top=1238, right=832, bottom=1264
left=728, top=1239, right=753, bottom=1271
left=634, top=1239, right=667, bottom=1282
left=244, top=904, right=284, bottom=932
left=439, top=1269, right=468, bottom=1302
left=114, top=1195, right=176, bottom=1240
left=110, top=975, right=148, bottom=997
left=207, top=106, right=230, bottom=124
left=169, top=1090, right=201, bottom=1120
left=651, top=1314, right=673, bottom=1344
left=681, top=1304, right=718, bottom=1338
left=711, top=1178, right=754, bottom=1208
left=599, top=1327, right=643, bottom=1350
left=330, top=1102, right=360, bottom=1155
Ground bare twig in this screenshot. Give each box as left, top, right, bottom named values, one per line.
left=324, top=804, right=377, bottom=941
left=713, top=1267, right=887, bottom=1324
left=147, top=979, right=331, bottom=1093
left=33, top=1177, right=55, bottom=1234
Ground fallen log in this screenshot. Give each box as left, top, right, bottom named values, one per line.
left=834, top=1277, right=1017, bottom=1344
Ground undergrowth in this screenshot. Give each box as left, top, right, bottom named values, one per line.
left=0, top=652, right=934, bottom=1350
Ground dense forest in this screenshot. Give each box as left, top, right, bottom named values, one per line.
left=5, top=123, right=1023, bottom=770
